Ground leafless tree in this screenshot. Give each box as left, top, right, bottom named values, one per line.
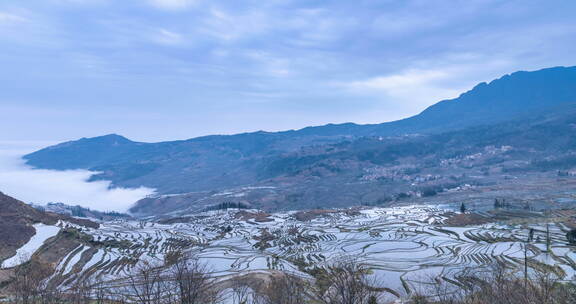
left=9, top=258, right=59, bottom=304
left=170, top=251, right=221, bottom=304
left=229, top=278, right=255, bottom=304
left=230, top=279, right=253, bottom=304
left=409, top=261, right=576, bottom=304
left=254, top=272, right=310, bottom=304
left=125, top=260, right=167, bottom=304
left=67, top=275, right=94, bottom=304
left=91, top=281, right=111, bottom=304
left=313, top=257, right=384, bottom=304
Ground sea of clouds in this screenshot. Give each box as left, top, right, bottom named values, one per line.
left=0, top=141, right=155, bottom=212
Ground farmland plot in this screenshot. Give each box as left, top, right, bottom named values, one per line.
left=4, top=206, right=576, bottom=297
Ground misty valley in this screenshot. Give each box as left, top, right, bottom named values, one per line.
left=4, top=66, right=576, bottom=303
left=2, top=2, right=576, bottom=301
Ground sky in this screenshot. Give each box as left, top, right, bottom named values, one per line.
left=0, top=0, right=575, bottom=143
left=0, top=0, right=575, bottom=210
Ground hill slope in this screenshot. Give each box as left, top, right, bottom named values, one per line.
left=369, top=66, right=576, bottom=135
left=0, top=192, right=97, bottom=263
left=23, top=66, right=576, bottom=200
left=129, top=105, right=576, bottom=215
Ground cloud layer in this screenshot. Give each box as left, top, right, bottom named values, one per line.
left=0, top=0, right=575, bottom=142
left=0, top=143, right=154, bottom=212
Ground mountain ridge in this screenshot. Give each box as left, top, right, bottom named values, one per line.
left=22, top=66, right=576, bottom=212
left=29, top=66, right=576, bottom=147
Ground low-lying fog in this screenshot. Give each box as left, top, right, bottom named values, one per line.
left=0, top=141, right=154, bottom=212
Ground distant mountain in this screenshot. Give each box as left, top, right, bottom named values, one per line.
left=129, top=105, right=576, bottom=216
left=23, top=66, right=576, bottom=213
left=369, top=66, right=576, bottom=134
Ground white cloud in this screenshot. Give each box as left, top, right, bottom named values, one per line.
left=0, top=147, right=154, bottom=212
left=0, top=12, right=28, bottom=24
left=199, top=9, right=271, bottom=42
left=245, top=51, right=292, bottom=77
left=349, top=69, right=449, bottom=90
left=372, top=14, right=442, bottom=37
left=148, top=0, right=196, bottom=10
left=52, top=0, right=110, bottom=5
left=345, top=68, right=463, bottom=110
left=153, top=28, right=184, bottom=45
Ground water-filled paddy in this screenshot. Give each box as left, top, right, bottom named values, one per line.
left=11, top=205, right=576, bottom=296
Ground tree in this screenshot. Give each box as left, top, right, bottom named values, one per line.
left=408, top=261, right=576, bottom=304
left=230, top=279, right=252, bottom=304
left=314, top=257, right=384, bottom=304
left=367, top=295, right=378, bottom=304
left=567, top=228, right=576, bottom=244
left=255, top=272, right=310, bottom=304
left=460, top=203, right=467, bottom=214
left=546, top=223, right=551, bottom=253
left=125, top=260, right=166, bottom=304
left=67, top=275, right=93, bottom=304
left=171, top=251, right=221, bottom=304
left=9, top=258, right=62, bottom=304
left=494, top=198, right=508, bottom=209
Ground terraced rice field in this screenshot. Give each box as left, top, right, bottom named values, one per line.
left=7, top=205, right=576, bottom=298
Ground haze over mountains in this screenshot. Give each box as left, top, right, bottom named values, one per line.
left=3, top=65, right=576, bottom=303
left=23, top=66, right=576, bottom=215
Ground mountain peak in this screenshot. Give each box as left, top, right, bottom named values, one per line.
left=399, top=65, right=576, bottom=133
left=22, top=65, right=576, bottom=195
left=23, top=133, right=136, bottom=170
left=81, top=134, right=132, bottom=143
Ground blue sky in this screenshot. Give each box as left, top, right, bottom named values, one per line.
left=1, top=0, right=575, bottom=143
